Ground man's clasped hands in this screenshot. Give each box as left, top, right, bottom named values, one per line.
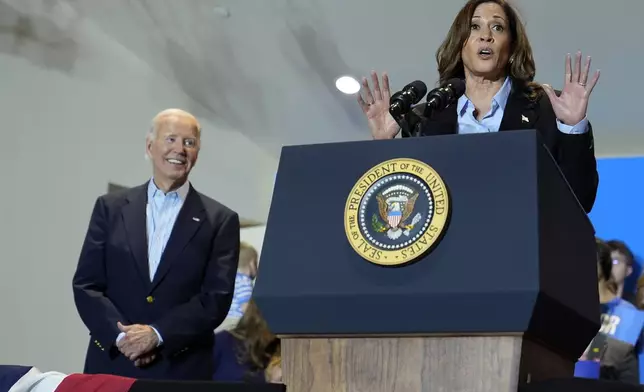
left=116, top=322, right=160, bottom=367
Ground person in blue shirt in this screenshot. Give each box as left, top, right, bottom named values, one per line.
left=577, top=239, right=644, bottom=384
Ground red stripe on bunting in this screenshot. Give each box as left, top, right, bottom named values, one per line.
left=54, top=373, right=136, bottom=392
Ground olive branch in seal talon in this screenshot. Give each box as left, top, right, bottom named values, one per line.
left=371, top=214, right=388, bottom=232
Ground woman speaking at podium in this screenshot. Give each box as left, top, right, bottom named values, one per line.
left=357, top=0, right=600, bottom=213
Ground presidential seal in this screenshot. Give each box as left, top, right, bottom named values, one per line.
left=344, top=158, right=449, bottom=266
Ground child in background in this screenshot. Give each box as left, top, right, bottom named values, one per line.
left=216, top=242, right=258, bottom=332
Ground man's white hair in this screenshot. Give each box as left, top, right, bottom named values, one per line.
left=147, top=108, right=201, bottom=140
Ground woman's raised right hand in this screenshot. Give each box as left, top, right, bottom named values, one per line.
left=357, top=71, right=400, bottom=140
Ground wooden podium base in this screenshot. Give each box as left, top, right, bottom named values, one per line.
left=281, top=335, right=574, bottom=392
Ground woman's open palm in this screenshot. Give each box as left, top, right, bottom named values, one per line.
left=543, top=51, right=600, bottom=126
left=357, top=71, right=400, bottom=140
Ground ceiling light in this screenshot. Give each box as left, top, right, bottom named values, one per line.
left=335, top=76, right=360, bottom=95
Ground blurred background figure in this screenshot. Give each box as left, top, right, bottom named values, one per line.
left=607, top=240, right=637, bottom=304
left=212, top=299, right=279, bottom=383
left=576, top=238, right=644, bottom=384
left=216, top=242, right=259, bottom=332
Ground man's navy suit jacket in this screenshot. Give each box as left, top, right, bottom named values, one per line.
left=72, top=182, right=240, bottom=380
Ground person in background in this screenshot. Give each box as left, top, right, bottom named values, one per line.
left=213, top=299, right=279, bottom=383
left=576, top=238, right=644, bottom=384
left=216, top=242, right=258, bottom=332
left=607, top=240, right=636, bottom=304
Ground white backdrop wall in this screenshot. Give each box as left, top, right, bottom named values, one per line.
left=0, top=19, right=276, bottom=373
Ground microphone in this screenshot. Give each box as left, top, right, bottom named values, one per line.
left=425, top=78, right=466, bottom=114
left=389, top=80, right=428, bottom=119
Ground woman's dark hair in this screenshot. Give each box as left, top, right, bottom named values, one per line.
left=435, top=0, right=541, bottom=100
left=606, top=240, right=635, bottom=267
left=230, top=299, right=279, bottom=376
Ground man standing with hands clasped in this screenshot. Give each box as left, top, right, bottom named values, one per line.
left=72, top=108, right=240, bottom=380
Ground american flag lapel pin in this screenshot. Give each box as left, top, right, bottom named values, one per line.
left=521, top=114, right=529, bottom=123
left=192, top=217, right=200, bottom=222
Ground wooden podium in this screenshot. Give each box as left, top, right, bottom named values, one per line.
left=253, top=131, right=599, bottom=392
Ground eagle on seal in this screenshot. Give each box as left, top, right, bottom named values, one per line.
left=375, top=192, right=421, bottom=240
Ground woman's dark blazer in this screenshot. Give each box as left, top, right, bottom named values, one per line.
left=404, top=85, right=598, bottom=213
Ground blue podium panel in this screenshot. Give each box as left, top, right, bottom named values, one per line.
left=254, top=130, right=598, bottom=360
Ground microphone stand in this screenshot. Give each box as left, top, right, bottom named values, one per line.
left=393, top=113, right=413, bottom=138
left=396, top=107, right=426, bottom=138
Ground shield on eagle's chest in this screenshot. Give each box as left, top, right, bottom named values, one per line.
left=387, top=210, right=402, bottom=228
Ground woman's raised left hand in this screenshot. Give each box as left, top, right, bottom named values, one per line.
left=543, top=51, right=600, bottom=126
